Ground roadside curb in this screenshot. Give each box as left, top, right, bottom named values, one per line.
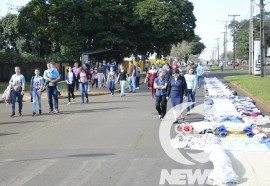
left=224, top=77, right=270, bottom=115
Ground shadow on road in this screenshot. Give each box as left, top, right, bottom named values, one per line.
left=0, top=153, right=115, bottom=164
left=0, top=133, right=18, bottom=137
left=0, top=120, right=48, bottom=125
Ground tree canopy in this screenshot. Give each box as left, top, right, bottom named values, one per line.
left=0, top=0, right=197, bottom=61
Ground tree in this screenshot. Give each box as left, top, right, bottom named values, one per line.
left=0, top=14, right=20, bottom=53
left=13, top=0, right=196, bottom=60
left=170, top=35, right=205, bottom=62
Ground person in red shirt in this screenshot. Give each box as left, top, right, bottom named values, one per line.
left=144, top=64, right=158, bottom=98
left=171, top=60, right=179, bottom=69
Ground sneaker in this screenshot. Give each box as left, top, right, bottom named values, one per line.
left=158, top=115, right=161, bottom=119
left=10, top=113, right=15, bottom=117
left=39, top=109, right=42, bottom=115
left=72, top=99, right=75, bottom=103
left=32, top=112, right=36, bottom=117
left=49, top=109, right=54, bottom=113
left=86, top=99, right=89, bottom=103
left=54, top=108, right=59, bottom=113
left=173, top=120, right=178, bottom=124
left=67, top=102, right=71, bottom=105
left=81, top=102, right=84, bottom=105
left=136, top=87, right=139, bottom=90
left=19, top=113, right=22, bottom=117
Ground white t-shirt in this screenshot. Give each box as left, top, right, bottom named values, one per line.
left=184, top=74, right=197, bottom=89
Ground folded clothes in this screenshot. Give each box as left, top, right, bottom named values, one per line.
left=218, top=125, right=226, bottom=132
left=220, top=131, right=228, bottom=137
left=243, top=126, right=252, bottom=133
left=246, top=131, right=254, bottom=137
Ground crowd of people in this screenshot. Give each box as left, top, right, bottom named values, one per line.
left=5, top=59, right=204, bottom=123
left=5, top=60, right=144, bottom=117
left=144, top=61, right=205, bottom=123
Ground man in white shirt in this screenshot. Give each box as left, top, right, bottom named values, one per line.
left=184, top=68, right=197, bottom=115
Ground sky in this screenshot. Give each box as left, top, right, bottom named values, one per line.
left=0, top=0, right=263, bottom=60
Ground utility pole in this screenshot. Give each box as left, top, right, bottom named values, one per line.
left=249, top=0, right=254, bottom=75
left=215, top=38, right=220, bottom=65
left=221, top=31, right=226, bottom=65
left=216, top=20, right=228, bottom=66
left=228, top=14, right=240, bottom=66
left=260, top=0, right=266, bottom=77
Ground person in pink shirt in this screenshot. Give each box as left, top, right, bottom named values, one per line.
left=77, top=67, right=90, bottom=104
left=72, top=62, right=80, bottom=91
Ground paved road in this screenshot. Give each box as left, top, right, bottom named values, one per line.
left=0, top=73, right=269, bottom=186
left=0, top=83, right=213, bottom=186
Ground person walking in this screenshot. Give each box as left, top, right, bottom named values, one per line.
left=30, top=68, right=44, bottom=116
left=107, top=67, right=117, bottom=96
left=145, top=61, right=149, bottom=72
left=145, top=64, right=157, bottom=98
left=219, top=61, right=224, bottom=71
left=154, top=69, right=168, bottom=120
left=9, top=66, right=26, bottom=117
left=102, top=60, right=108, bottom=87
left=65, top=66, right=76, bottom=105
left=72, top=62, right=80, bottom=91
left=135, top=64, right=141, bottom=89
left=128, top=61, right=136, bottom=93
left=82, top=64, right=91, bottom=92
left=91, top=66, right=98, bottom=88
left=43, top=61, right=61, bottom=113
left=78, top=67, right=90, bottom=104
left=184, top=67, right=197, bottom=115
left=97, top=62, right=104, bottom=89
left=166, top=69, right=187, bottom=124
left=196, top=62, right=204, bottom=89
left=117, top=65, right=127, bottom=97
left=164, top=63, right=172, bottom=82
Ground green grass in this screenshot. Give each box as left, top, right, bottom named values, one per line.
left=210, top=65, right=248, bottom=72
left=225, top=75, right=270, bottom=105
left=0, top=81, right=67, bottom=93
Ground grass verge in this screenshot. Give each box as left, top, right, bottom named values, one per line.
left=224, top=75, right=270, bottom=105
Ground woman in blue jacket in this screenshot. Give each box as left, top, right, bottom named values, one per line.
left=167, top=68, right=187, bottom=124
left=65, top=66, right=76, bottom=105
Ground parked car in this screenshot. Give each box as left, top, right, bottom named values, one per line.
left=266, top=61, right=270, bottom=66
left=227, top=61, right=232, bottom=65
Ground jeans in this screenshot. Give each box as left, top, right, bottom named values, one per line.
left=128, top=76, right=136, bottom=92
left=67, top=84, right=75, bottom=102
left=32, top=89, right=42, bottom=112
left=80, top=82, right=89, bottom=103
left=47, top=86, right=58, bottom=110
left=187, top=89, right=196, bottom=112
left=197, top=75, right=203, bottom=88
left=120, top=80, right=126, bottom=96
left=136, top=76, right=140, bottom=87
left=155, top=94, right=167, bottom=118
left=11, top=91, right=23, bottom=114
left=108, top=81, right=115, bottom=95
